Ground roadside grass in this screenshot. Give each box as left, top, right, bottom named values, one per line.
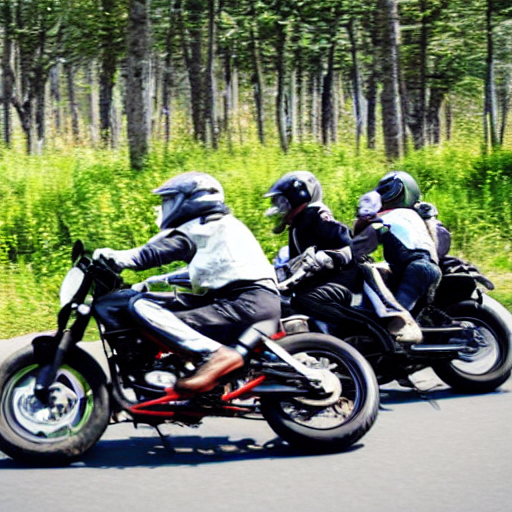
left=485, top=270, right=512, bottom=312
left=0, top=140, right=511, bottom=338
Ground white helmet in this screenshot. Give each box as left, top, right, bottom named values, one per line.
left=153, top=172, right=226, bottom=229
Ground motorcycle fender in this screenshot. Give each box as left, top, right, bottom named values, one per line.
left=434, top=274, right=476, bottom=306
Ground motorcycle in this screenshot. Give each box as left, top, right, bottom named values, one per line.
left=275, top=247, right=512, bottom=393
left=0, top=241, right=379, bottom=464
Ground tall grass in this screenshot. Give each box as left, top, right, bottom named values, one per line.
left=1, top=139, right=511, bottom=338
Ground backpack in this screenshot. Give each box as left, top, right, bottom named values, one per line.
left=415, top=202, right=452, bottom=259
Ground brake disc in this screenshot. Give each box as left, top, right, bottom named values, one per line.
left=295, top=369, right=342, bottom=407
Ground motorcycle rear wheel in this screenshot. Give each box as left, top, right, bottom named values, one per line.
left=260, top=333, right=379, bottom=453
left=0, top=345, right=110, bottom=464
left=433, top=296, right=512, bottom=393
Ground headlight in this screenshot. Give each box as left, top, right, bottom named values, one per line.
left=59, top=267, right=85, bottom=307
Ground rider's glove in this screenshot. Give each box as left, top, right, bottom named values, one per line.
left=288, top=247, right=335, bottom=275
left=327, top=246, right=352, bottom=267
left=93, top=248, right=138, bottom=273
left=315, top=250, right=336, bottom=269
left=278, top=248, right=335, bottom=292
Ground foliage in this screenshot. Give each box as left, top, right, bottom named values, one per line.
left=0, top=140, right=511, bottom=338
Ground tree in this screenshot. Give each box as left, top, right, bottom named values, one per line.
left=98, top=0, right=127, bottom=146
left=126, top=0, right=151, bottom=169
left=2, top=0, right=65, bottom=153
left=378, top=0, right=401, bottom=160
left=1, top=0, right=14, bottom=146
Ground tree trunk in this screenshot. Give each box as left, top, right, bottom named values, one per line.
left=11, top=98, right=33, bottom=153
left=427, top=87, right=445, bottom=145
left=310, top=66, right=322, bottom=141
left=50, top=64, right=61, bottom=134
left=65, top=62, right=80, bottom=142
left=275, top=20, right=288, bottom=152
left=408, top=0, right=428, bottom=150
left=498, top=91, right=510, bottom=146
left=296, top=47, right=305, bottom=143
left=289, top=68, right=298, bottom=143
left=149, top=55, right=159, bottom=138
left=221, top=43, right=232, bottom=147
left=347, top=18, right=362, bottom=153
left=178, top=0, right=205, bottom=142
left=321, top=37, right=336, bottom=146
left=330, top=72, right=339, bottom=144
left=364, top=7, right=379, bottom=150
left=1, top=7, right=14, bottom=147
left=34, top=66, right=46, bottom=150
left=126, top=0, right=150, bottom=169
left=484, top=0, right=499, bottom=150
left=378, top=0, right=401, bottom=160
left=366, top=70, right=377, bottom=149
left=99, top=0, right=118, bottom=146
left=86, top=63, right=99, bottom=144
left=249, top=9, right=265, bottom=145
left=398, top=53, right=410, bottom=156
left=162, top=4, right=176, bottom=146
left=444, top=95, right=452, bottom=141
left=205, top=0, right=218, bottom=148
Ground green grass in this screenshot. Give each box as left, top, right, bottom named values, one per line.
left=1, top=139, right=511, bottom=338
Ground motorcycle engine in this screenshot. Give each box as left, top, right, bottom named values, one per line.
left=107, top=332, right=159, bottom=373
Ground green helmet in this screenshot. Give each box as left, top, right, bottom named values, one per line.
left=376, top=171, right=421, bottom=209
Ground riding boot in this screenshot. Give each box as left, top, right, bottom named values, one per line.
left=175, top=347, right=244, bottom=393
left=388, top=312, right=423, bottom=344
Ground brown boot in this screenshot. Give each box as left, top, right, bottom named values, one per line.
left=176, top=347, right=244, bottom=393
left=388, top=314, right=423, bottom=344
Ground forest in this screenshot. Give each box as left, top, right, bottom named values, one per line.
left=0, top=0, right=511, bottom=338
left=0, top=0, right=511, bottom=158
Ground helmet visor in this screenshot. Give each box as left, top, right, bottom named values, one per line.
left=265, top=194, right=291, bottom=218
left=377, top=179, right=403, bottom=205
left=159, top=193, right=185, bottom=229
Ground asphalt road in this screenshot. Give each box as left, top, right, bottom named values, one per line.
left=0, top=333, right=511, bottom=512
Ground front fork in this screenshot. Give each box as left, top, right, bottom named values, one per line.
left=33, top=304, right=92, bottom=402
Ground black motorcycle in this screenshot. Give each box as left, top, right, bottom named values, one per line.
left=275, top=249, right=512, bottom=393
left=0, top=241, right=379, bottom=464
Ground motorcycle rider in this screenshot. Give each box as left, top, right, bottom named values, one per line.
left=264, top=170, right=422, bottom=343
left=93, top=171, right=280, bottom=393
left=355, top=171, right=443, bottom=314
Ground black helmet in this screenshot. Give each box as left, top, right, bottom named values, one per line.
left=264, top=171, right=323, bottom=233
left=153, top=171, right=227, bottom=229
left=376, top=171, right=421, bottom=209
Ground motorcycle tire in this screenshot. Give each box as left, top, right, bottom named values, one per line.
left=0, top=345, right=110, bottom=464
left=433, top=295, right=512, bottom=393
left=260, top=332, right=379, bottom=453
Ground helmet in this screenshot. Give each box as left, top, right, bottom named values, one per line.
left=153, top=171, right=227, bottom=229
left=264, top=171, right=323, bottom=233
left=376, top=171, right=421, bottom=209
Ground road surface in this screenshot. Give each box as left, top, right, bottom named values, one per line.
left=0, top=333, right=511, bottom=512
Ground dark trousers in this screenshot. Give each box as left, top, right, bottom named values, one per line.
left=291, top=282, right=353, bottom=324
left=395, top=258, right=442, bottom=311
left=94, top=286, right=280, bottom=347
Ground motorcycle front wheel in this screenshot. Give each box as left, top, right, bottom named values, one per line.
left=433, top=295, right=512, bottom=393
left=260, top=333, right=379, bottom=453
left=0, top=345, right=110, bottom=464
